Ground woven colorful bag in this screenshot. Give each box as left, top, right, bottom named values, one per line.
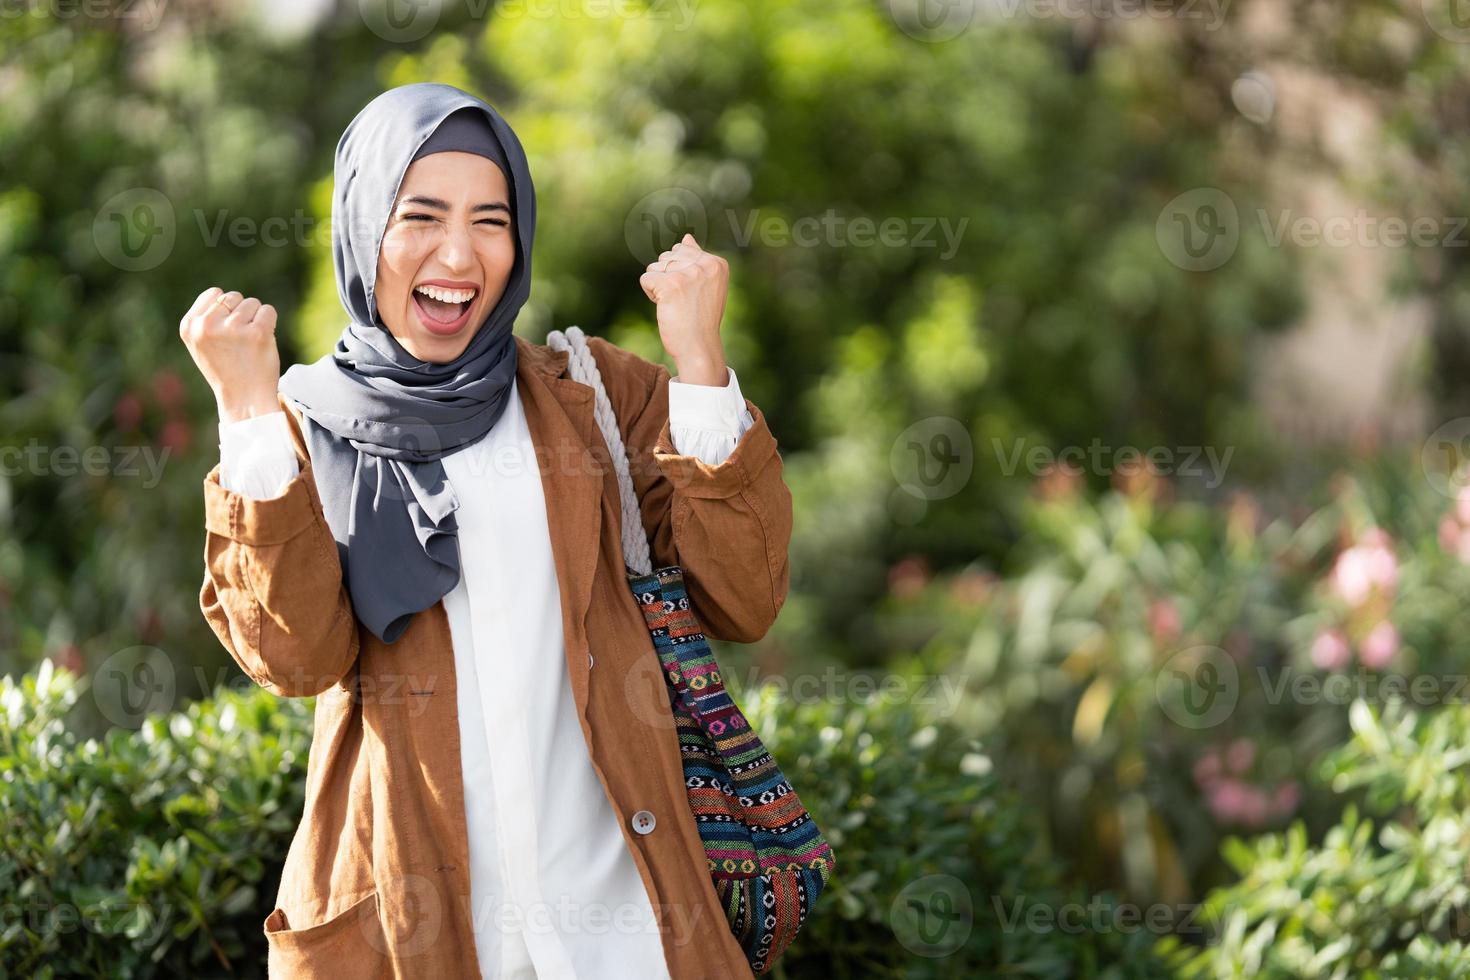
left=547, top=327, right=836, bottom=975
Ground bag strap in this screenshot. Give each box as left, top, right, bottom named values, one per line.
left=545, top=327, right=654, bottom=576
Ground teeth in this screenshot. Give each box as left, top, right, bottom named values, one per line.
left=414, top=284, right=476, bottom=304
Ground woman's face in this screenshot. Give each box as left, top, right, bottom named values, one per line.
left=374, top=151, right=516, bottom=363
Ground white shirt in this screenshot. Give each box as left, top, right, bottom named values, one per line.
left=217, top=365, right=754, bottom=980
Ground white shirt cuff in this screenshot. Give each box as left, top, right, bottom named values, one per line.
left=668, top=365, right=755, bottom=466
left=217, top=411, right=300, bottom=500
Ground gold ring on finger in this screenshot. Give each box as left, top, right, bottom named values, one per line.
left=214, top=295, right=238, bottom=313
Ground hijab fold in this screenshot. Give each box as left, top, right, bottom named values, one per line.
left=278, top=82, right=537, bottom=644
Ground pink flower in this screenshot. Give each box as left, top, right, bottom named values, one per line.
left=1330, top=530, right=1398, bottom=607
left=1441, top=514, right=1460, bottom=553
left=1226, top=738, right=1255, bottom=774
left=1207, top=779, right=1272, bottom=827
left=1359, top=620, right=1400, bottom=669
left=1439, top=515, right=1470, bottom=565
left=1237, top=785, right=1271, bottom=829
left=1035, top=462, right=1082, bottom=502
left=1456, top=483, right=1470, bottom=527
left=948, top=568, right=994, bottom=606
left=1149, top=598, right=1182, bottom=645
left=1207, top=779, right=1249, bottom=823
left=52, top=643, right=84, bottom=677
left=1193, top=751, right=1222, bottom=788
left=160, top=419, right=192, bottom=455
left=1208, top=776, right=1295, bottom=828
left=1311, top=628, right=1351, bottom=671
left=151, top=368, right=186, bottom=410
left=1271, top=782, right=1300, bottom=819
left=114, top=392, right=142, bottom=432
left=887, top=556, right=930, bottom=599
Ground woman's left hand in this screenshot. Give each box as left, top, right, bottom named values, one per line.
left=639, top=233, right=730, bottom=386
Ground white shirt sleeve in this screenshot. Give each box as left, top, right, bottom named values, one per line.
left=217, top=411, right=301, bottom=500
left=667, top=365, right=755, bottom=468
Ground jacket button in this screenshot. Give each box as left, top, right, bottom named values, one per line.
left=631, top=809, right=657, bottom=835
left=588, top=651, right=594, bottom=669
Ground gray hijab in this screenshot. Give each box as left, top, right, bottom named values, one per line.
left=278, top=82, right=536, bottom=644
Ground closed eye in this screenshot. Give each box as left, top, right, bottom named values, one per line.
left=399, top=213, right=506, bottom=227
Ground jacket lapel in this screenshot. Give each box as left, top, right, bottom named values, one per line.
left=513, top=334, right=604, bottom=716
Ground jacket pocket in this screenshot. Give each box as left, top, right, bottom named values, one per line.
left=264, top=891, right=392, bottom=979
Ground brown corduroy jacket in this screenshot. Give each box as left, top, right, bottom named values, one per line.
left=198, top=333, right=792, bottom=979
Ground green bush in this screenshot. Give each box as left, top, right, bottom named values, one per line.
left=879, top=456, right=1470, bottom=908
left=737, top=674, right=1171, bottom=979
left=0, top=663, right=310, bottom=979
left=0, top=659, right=1170, bottom=978
left=1161, top=698, right=1470, bottom=977
left=895, top=478, right=1327, bottom=907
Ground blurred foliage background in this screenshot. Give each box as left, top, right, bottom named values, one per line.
left=6, top=0, right=1470, bottom=975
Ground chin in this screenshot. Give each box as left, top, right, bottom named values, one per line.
left=410, top=332, right=472, bottom=364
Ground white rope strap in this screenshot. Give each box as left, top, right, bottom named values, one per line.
left=544, top=326, right=654, bottom=576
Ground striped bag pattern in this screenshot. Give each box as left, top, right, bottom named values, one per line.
left=629, top=565, right=836, bottom=975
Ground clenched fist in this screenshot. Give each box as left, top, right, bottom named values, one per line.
left=639, top=233, right=730, bottom=386
left=179, top=287, right=282, bottom=423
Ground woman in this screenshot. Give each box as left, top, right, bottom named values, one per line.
left=179, top=82, right=792, bottom=979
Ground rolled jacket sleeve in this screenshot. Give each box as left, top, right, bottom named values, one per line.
left=645, top=393, right=792, bottom=643
left=589, top=340, right=792, bottom=644
left=666, top=365, right=755, bottom=467
left=201, top=396, right=358, bottom=697
left=535, top=336, right=795, bottom=645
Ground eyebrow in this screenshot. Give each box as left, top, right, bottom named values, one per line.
left=398, top=195, right=510, bottom=214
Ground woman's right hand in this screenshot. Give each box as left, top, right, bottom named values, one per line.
left=180, top=287, right=283, bottom=423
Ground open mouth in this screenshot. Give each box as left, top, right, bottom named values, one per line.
left=412, top=283, right=479, bottom=334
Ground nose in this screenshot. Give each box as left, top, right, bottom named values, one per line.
left=433, top=218, right=475, bottom=274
